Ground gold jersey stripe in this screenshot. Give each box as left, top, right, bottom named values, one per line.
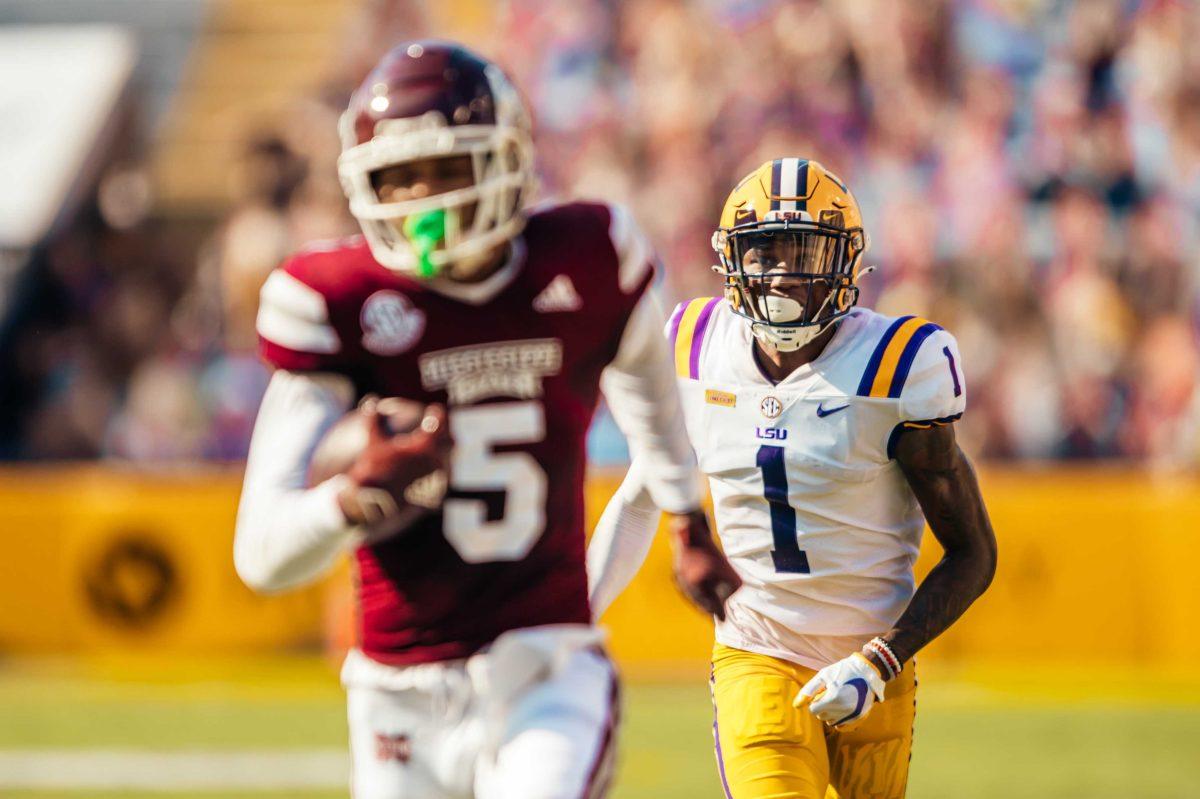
left=868, top=317, right=929, bottom=398
left=674, top=298, right=713, bottom=378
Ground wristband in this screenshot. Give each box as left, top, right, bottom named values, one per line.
left=863, top=637, right=902, bottom=680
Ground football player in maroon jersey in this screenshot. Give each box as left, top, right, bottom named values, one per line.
left=233, top=40, right=739, bottom=799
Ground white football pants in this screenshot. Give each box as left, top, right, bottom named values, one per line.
left=344, top=626, right=619, bottom=799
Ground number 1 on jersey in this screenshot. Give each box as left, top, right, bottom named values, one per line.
left=756, top=445, right=810, bottom=573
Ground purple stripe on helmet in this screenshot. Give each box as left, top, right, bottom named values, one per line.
left=795, top=160, right=809, bottom=212
left=709, top=669, right=735, bottom=799
left=770, top=159, right=782, bottom=211
left=688, top=298, right=720, bottom=379
left=667, top=301, right=687, bottom=347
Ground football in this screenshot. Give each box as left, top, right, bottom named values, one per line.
left=306, top=397, right=428, bottom=487
left=307, top=397, right=448, bottom=543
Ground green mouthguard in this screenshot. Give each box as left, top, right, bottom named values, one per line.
left=402, top=209, right=447, bottom=278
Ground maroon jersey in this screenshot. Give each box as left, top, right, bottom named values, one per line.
left=257, top=202, right=654, bottom=664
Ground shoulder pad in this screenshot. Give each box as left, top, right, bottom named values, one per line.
left=855, top=315, right=944, bottom=399
left=666, top=297, right=722, bottom=379
left=529, top=201, right=656, bottom=296
left=255, top=243, right=375, bottom=371
left=604, top=203, right=656, bottom=294
left=257, top=264, right=341, bottom=358
left=855, top=315, right=966, bottom=457
left=896, top=324, right=965, bottom=422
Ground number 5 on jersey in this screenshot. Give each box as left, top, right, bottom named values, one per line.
left=443, top=402, right=548, bottom=563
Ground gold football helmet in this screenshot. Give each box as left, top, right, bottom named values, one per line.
left=712, top=158, right=870, bottom=351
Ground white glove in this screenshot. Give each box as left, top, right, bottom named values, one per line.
left=794, top=653, right=887, bottom=729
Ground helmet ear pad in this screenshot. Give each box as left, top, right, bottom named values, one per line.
left=724, top=284, right=743, bottom=312
left=835, top=282, right=859, bottom=312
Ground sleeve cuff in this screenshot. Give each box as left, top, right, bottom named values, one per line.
left=309, top=475, right=360, bottom=543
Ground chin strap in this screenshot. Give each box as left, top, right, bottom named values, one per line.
left=752, top=322, right=816, bottom=352
left=752, top=288, right=839, bottom=352
left=402, top=209, right=448, bottom=279
left=736, top=262, right=876, bottom=353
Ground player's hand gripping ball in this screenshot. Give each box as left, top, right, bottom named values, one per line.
left=795, top=653, right=887, bottom=729
left=308, top=396, right=451, bottom=544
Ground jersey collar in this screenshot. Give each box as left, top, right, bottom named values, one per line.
left=425, top=236, right=526, bottom=305
left=736, top=309, right=861, bottom=388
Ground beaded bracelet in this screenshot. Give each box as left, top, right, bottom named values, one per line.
left=864, top=637, right=902, bottom=680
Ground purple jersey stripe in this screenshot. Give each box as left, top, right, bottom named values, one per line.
left=886, top=322, right=942, bottom=398
left=688, top=298, right=720, bottom=379
left=886, top=412, right=963, bottom=459
left=667, top=301, right=687, bottom=347
left=856, top=315, right=914, bottom=396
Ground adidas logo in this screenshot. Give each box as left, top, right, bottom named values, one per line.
left=533, top=274, right=582, bottom=313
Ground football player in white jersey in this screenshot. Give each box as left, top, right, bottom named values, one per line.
left=588, top=159, right=997, bottom=799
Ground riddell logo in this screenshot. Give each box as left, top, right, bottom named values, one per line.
left=375, top=732, right=412, bottom=763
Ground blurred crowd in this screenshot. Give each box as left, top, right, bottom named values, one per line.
left=10, top=0, right=1200, bottom=464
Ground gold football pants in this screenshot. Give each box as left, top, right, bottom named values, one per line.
left=710, top=643, right=917, bottom=799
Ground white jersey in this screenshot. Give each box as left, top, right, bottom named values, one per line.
left=667, top=298, right=966, bottom=668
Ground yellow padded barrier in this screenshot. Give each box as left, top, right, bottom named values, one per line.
left=588, top=468, right=1200, bottom=670
left=0, top=467, right=324, bottom=653
left=0, top=466, right=1196, bottom=669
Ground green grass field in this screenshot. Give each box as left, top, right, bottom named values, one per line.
left=1, top=657, right=1198, bottom=798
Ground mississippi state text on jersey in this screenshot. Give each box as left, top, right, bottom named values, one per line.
left=257, top=201, right=653, bottom=664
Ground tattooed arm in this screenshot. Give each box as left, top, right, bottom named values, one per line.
left=874, top=423, right=997, bottom=670
left=794, top=421, right=996, bottom=725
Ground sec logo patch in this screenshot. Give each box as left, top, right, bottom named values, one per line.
left=760, top=395, right=783, bottom=419
left=361, top=291, right=425, bottom=355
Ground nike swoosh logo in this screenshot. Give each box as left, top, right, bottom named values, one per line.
left=816, top=403, right=850, bottom=418
left=833, top=678, right=870, bottom=726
